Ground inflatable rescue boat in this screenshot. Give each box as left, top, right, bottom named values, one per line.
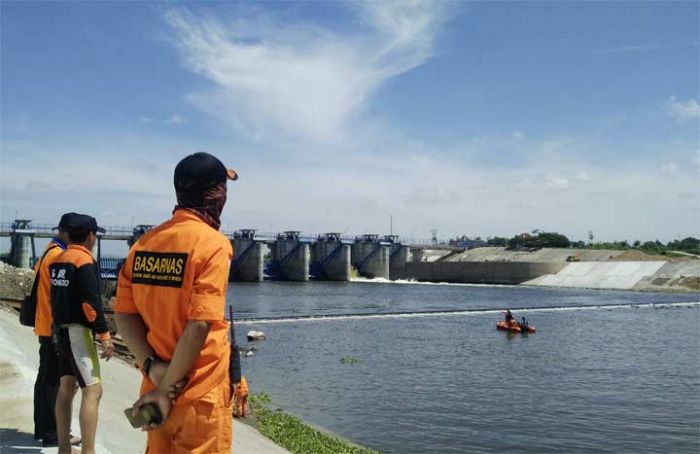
left=496, top=320, right=536, bottom=333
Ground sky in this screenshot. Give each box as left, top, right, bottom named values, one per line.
left=1, top=1, right=699, bottom=250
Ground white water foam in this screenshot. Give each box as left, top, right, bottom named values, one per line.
left=351, top=277, right=518, bottom=288
left=235, top=301, right=700, bottom=325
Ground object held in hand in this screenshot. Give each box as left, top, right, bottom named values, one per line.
left=124, top=403, right=163, bottom=428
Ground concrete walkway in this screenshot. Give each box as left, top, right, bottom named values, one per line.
left=0, top=308, right=289, bottom=454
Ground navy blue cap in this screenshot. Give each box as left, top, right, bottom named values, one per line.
left=174, top=152, right=238, bottom=191
left=54, top=213, right=105, bottom=234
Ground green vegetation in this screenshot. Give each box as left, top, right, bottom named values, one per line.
left=248, top=392, right=380, bottom=454
left=582, top=237, right=700, bottom=255
left=482, top=232, right=699, bottom=255
left=340, top=356, right=361, bottom=364
left=506, top=231, right=571, bottom=249
left=486, top=237, right=508, bottom=247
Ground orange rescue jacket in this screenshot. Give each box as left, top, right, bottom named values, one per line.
left=33, top=239, right=66, bottom=337
left=114, top=209, right=233, bottom=405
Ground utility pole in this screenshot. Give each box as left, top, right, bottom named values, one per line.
left=390, top=214, right=393, bottom=236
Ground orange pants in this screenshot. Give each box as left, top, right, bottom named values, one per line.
left=145, top=381, right=232, bottom=454
left=235, top=393, right=248, bottom=417
left=234, top=377, right=248, bottom=417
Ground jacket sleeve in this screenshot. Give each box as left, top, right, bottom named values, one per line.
left=114, top=249, right=137, bottom=314
left=189, top=240, right=232, bottom=321
left=77, top=263, right=111, bottom=339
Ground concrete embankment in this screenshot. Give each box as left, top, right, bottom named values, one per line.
left=0, top=306, right=290, bottom=454
left=523, top=261, right=667, bottom=290
left=405, top=247, right=699, bottom=292
left=524, top=260, right=700, bottom=292
left=402, top=261, right=566, bottom=284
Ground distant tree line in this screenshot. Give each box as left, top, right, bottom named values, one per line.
left=481, top=232, right=700, bottom=255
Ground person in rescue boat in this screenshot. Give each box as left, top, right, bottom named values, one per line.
left=504, top=309, right=514, bottom=324
left=519, top=317, right=529, bottom=332
left=50, top=213, right=114, bottom=454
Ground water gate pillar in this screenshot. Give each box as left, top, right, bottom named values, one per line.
left=9, top=219, right=36, bottom=269
left=272, top=231, right=309, bottom=281
left=128, top=225, right=154, bottom=247
left=312, top=233, right=351, bottom=281
left=231, top=229, right=264, bottom=282
left=385, top=235, right=411, bottom=280
left=351, top=234, right=390, bottom=279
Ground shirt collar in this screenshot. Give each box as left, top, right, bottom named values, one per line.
left=52, top=237, right=67, bottom=250
left=67, top=244, right=93, bottom=256
left=172, top=208, right=208, bottom=225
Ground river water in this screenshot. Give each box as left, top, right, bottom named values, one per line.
left=229, top=281, right=700, bottom=454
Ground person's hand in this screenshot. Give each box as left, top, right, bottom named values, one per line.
left=132, top=388, right=172, bottom=431
left=167, top=378, right=188, bottom=400
left=147, top=361, right=188, bottom=399
left=100, top=338, right=114, bottom=361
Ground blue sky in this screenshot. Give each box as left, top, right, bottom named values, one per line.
left=1, top=1, right=698, bottom=248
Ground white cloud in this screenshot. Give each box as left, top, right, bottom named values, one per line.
left=592, top=44, right=659, bottom=55
left=402, top=186, right=461, bottom=205
left=163, top=3, right=449, bottom=144
left=664, top=96, right=700, bottom=122
left=661, top=162, right=679, bottom=174
left=546, top=177, right=571, bottom=190
left=575, top=171, right=592, bottom=182
left=4, top=5, right=697, bottom=245
left=3, top=134, right=699, bottom=243
left=141, top=114, right=187, bottom=125
left=162, top=114, right=187, bottom=125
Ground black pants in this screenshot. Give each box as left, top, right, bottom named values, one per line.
left=34, top=336, right=60, bottom=440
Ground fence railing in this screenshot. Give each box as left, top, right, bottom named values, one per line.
left=1, top=222, right=461, bottom=249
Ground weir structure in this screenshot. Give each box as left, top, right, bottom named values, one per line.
left=1, top=220, right=452, bottom=283
left=269, top=231, right=310, bottom=281
left=351, top=234, right=390, bottom=279
left=231, top=229, right=265, bottom=282
left=8, top=220, right=35, bottom=270
left=311, top=233, right=351, bottom=281
left=387, top=235, right=411, bottom=280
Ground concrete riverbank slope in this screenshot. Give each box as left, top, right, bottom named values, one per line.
left=402, top=261, right=566, bottom=284
left=0, top=307, right=290, bottom=454
left=523, top=261, right=667, bottom=290
left=405, top=247, right=699, bottom=292
left=524, top=260, right=700, bottom=292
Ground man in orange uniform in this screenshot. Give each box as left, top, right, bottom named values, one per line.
left=32, top=216, right=69, bottom=446
left=115, top=152, right=237, bottom=453
left=50, top=213, right=114, bottom=454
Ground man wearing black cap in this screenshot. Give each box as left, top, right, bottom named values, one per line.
left=115, top=152, right=237, bottom=453
left=50, top=213, right=113, bottom=454
left=30, top=215, right=70, bottom=446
